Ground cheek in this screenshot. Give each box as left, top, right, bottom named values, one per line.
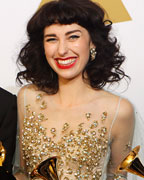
left=44, top=46, right=53, bottom=67
left=44, top=44, right=54, bottom=59
left=78, top=45, right=90, bottom=61
left=75, top=39, right=90, bottom=54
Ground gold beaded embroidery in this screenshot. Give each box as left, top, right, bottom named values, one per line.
left=125, top=141, right=132, bottom=151
left=40, top=100, right=47, bottom=109
left=21, top=95, right=109, bottom=179
left=62, top=123, right=69, bottom=132
left=101, top=112, right=107, bottom=122
left=36, top=94, right=42, bottom=101
left=85, top=113, right=91, bottom=120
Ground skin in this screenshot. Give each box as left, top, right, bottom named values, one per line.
left=43, top=23, right=95, bottom=81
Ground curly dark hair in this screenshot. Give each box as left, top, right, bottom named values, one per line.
left=17, top=0, right=129, bottom=94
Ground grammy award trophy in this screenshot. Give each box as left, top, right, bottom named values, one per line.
left=0, top=141, right=16, bottom=180
left=118, top=146, right=144, bottom=178
left=31, top=156, right=59, bottom=180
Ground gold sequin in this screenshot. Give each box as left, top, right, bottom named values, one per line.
left=101, top=112, right=107, bottom=122
left=125, top=141, right=132, bottom=151
left=40, top=101, right=47, bottom=109
left=85, top=113, right=91, bottom=120
left=21, top=95, right=109, bottom=179
left=36, top=94, right=42, bottom=101
left=50, top=128, right=56, bottom=137
left=62, top=123, right=69, bottom=132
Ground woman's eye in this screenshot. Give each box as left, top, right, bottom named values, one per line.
left=69, top=35, right=80, bottom=40
left=46, top=38, right=57, bottom=42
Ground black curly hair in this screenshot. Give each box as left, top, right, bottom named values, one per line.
left=17, top=0, right=129, bottom=94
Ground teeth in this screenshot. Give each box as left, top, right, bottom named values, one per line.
left=57, top=59, right=76, bottom=65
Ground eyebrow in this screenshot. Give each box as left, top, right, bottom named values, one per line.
left=44, top=29, right=81, bottom=38
left=66, top=30, right=81, bottom=35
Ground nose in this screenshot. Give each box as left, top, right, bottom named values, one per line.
left=57, top=39, right=68, bottom=56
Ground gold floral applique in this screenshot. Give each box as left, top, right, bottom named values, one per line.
left=101, top=111, right=107, bottom=122
left=85, top=113, right=91, bottom=121
left=22, top=96, right=109, bottom=179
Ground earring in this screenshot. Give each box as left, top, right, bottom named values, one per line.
left=90, top=48, right=97, bottom=61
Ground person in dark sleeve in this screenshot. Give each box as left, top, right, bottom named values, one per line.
left=0, top=87, right=17, bottom=174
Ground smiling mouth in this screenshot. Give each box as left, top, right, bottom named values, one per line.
left=57, top=59, right=76, bottom=66
left=55, top=58, right=77, bottom=69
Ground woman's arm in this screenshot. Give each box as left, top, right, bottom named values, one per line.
left=107, top=99, right=135, bottom=180
left=14, top=87, right=28, bottom=180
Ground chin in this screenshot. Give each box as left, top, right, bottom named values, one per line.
left=58, top=72, right=82, bottom=81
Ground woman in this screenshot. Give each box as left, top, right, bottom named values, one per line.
left=15, top=0, right=135, bottom=179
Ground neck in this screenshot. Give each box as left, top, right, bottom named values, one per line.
left=55, top=75, right=93, bottom=107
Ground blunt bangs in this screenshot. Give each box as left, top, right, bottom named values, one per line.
left=27, top=0, right=105, bottom=38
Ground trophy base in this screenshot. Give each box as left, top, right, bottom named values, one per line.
left=0, top=167, right=16, bottom=180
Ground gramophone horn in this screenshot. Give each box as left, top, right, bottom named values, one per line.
left=31, top=156, right=59, bottom=180
left=0, top=141, right=6, bottom=167
left=118, top=145, right=144, bottom=178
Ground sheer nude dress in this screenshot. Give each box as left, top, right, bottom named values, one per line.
left=17, top=85, right=134, bottom=180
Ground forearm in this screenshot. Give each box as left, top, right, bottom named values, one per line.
left=107, top=173, right=127, bottom=180
left=107, top=178, right=126, bottom=180
left=14, top=164, right=28, bottom=180
left=14, top=172, right=28, bottom=180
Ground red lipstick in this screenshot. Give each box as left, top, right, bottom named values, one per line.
left=55, top=57, right=77, bottom=69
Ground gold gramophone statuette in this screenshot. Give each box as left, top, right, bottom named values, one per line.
left=118, top=145, right=144, bottom=178
left=0, top=141, right=6, bottom=167
left=31, top=156, right=59, bottom=180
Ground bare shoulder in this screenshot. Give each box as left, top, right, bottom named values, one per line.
left=113, top=95, right=135, bottom=128
left=115, top=97, right=135, bottom=127
left=18, top=84, right=38, bottom=98
left=102, top=92, right=135, bottom=139
left=17, top=84, right=38, bottom=108
left=102, top=90, right=134, bottom=123
left=119, top=98, right=134, bottom=118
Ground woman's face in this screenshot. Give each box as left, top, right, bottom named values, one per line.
left=43, top=23, right=95, bottom=80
